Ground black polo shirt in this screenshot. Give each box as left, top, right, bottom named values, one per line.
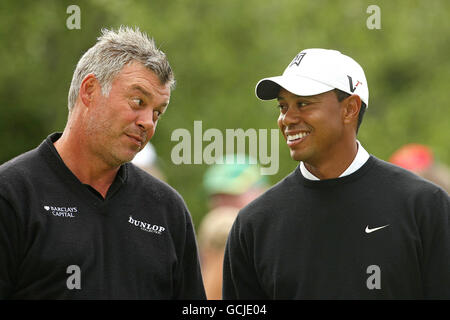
left=0, top=133, right=206, bottom=299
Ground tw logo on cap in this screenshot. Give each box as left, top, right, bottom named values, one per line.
left=288, top=52, right=306, bottom=68
left=347, top=75, right=363, bottom=93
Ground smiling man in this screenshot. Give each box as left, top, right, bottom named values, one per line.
left=0, top=26, right=206, bottom=299
left=223, top=48, right=450, bottom=299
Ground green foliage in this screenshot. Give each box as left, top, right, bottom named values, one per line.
left=1, top=0, right=449, bottom=226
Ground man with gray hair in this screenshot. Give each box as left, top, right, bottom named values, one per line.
left=0, top=26, right=206, bottom=299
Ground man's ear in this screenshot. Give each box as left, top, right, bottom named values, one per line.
left=342, top=94, right=361, bottom=128
left=79, top=74, right=100, bottom=107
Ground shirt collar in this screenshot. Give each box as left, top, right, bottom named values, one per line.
left=44, top=132, right=128, bottom=200
left=300, top=140, right=370, bottom=180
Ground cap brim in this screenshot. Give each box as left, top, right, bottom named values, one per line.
left=255, top=75, right=335, bottom=100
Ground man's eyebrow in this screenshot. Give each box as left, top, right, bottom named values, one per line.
left=277, top=94, right=317, bottom=101
left=131, top=85, right=152, bottom=99
left=130, top=84, right=170, bottom=108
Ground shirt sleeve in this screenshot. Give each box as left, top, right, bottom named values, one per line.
left=420, top=188, right=450, bottom=299
left=222, top=214, right=268, bottom=299
left=173, top=209, right=206, bottom=300
left=0, top=195, right=22, bottom=299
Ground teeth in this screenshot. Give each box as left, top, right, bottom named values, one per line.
left=287, top=132, right=309, bottom=141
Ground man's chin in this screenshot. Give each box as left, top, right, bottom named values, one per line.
left=289, top=149, right=303, bottom=162
left=125, top=152, right=140, bottom=164
left=290, top=149, right=313, bottom=163
left=113, top=149, right=139, bottom=166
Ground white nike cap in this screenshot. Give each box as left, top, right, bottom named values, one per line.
left=255, top=48, right=369, bottom=107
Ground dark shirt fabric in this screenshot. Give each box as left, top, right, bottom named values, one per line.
left=223, top=156, right=450, bottom=299
left=0, top=133, right=206, bottom=299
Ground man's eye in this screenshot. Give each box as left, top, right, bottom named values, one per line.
left=298, top=102, right=308, bottom=108
left=133, top=98, right=144, bottom=106
left=277, top=104, right=287, bottom=113
left=154, top=110, right=162, bottom=119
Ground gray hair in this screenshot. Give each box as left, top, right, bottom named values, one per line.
left=67, top=26, right=175, bottom=112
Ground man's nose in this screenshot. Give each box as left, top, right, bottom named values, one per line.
left=280, top=104, right=300, bottom=126
left=136, top=109, right=155, bottom=134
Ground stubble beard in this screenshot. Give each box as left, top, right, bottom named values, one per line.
left=84, top=114, right=135, bottom=168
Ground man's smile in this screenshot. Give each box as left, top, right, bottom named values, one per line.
left=285, top=130, right=311, bottom=147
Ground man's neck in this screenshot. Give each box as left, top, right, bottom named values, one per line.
left=54, top=131, right=119, bottom=199
left=304, top=140, right=359, bottom=180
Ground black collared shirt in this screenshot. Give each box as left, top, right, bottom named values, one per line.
left=223, top=156, right=450, bottom=299
left=0, top=133, right=206, bottom=299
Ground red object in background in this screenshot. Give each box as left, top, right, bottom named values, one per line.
left=389, top=144, right=434, bottom=172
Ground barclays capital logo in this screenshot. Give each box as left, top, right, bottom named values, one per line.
left=44, top=205, right=78, bottom=218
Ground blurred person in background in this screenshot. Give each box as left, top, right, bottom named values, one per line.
left=0, top=26, right=205, bottom=299
left=132, top=142, right=166, bottom=181
left=198, top=155, right=268, bottom=299
left=197, top=206, right=239, bottom=300
left=389, top=143, right=450, bottom=193
left=202, top=154, right=269, bottom=210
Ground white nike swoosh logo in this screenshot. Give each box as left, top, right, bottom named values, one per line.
left=365, top=224, right=389, bottom=233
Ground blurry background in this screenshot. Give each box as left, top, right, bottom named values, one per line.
left=0, top=0, right=449, bottom=227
